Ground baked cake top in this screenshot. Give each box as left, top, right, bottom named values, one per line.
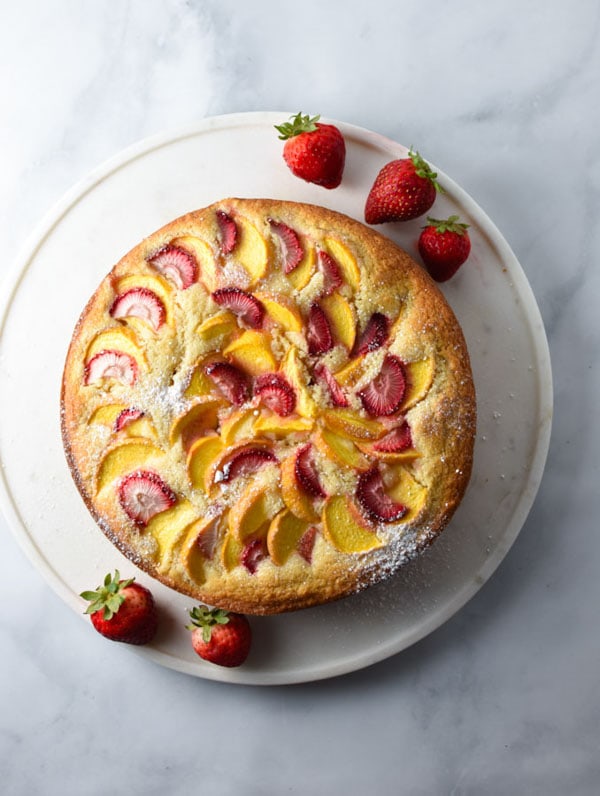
left=61, top=198, right=476, bottom=614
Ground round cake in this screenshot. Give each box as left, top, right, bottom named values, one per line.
left=61, top=198, right=476, bottom=614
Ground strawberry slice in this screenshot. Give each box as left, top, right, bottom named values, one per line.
left=110, top=288, right=166, bottom=331
left=295, top=443, right=327, bottom=498
left=211, top=288, right=265, bottom=328
left=204, top=361, right=250, bottom=405
left=216, top=209, right=238, bottom=254
left=241, top=537, right=268, bottom=574
left=356, top=467, right=407, bottom=523
left=359, top=355, right=406, bottom=416
left=254, top=373, right=296, bottom=416
left=373, top=421, right=413, bottom=453
left=148, top=245, right=197, bottom=289
left=298, top=526, right=317, bottom=563
left=114, top=408, right=145, bottom=432
left=118, top=470, right=177, bottom=527
left=84, top=350, right=138, bottom=386
left=352, top=313, right=389, bottom=357
left=313, top=363, right=349, bottom=407
left=306, top=303, right=333, bottom=355
left=268, top=219, right=303, bottom=273
left=317, top=250, right=343, bottom=296
left=219, top=447, right=278, bottom=483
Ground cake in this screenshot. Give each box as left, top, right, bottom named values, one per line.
left=61, top=198, right=476, bottom=614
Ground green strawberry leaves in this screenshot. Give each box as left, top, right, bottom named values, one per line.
left=187, top=605, right=231, bottom=643
left=275, top=112, right=321, bottom=140
left=80, top=570, right=134, bottom=620
left=424, top=215, right=470, bottom=235
left=408, top=149, right=444, bottom=193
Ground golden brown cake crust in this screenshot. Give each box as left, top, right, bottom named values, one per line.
left=61, top=198, right=476, bottom=614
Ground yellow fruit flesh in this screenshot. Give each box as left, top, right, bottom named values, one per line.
left=187, top=435, right=225, bottom=492
left=322, top=495, right=382, bottom=553
left=228, top=484, right=282, bottom=542
left=219, top=407, right=257, bottom=445
left=267, top=510, right=309, bottom=566
left=86, top=327, right=146, bottom=367
left=169, top=398, right=223, bottom=445
left=195, top=312, right=237, bottom=350
left=280, top=348, right=318, bottom=419
left=287, top=246, right=316, bottom=290
left=313, top=426, right=369, bottom=470
left=386, top=466, right=428, bottom=523
left=324, top=237, right=361, bottom=290
left=180, top=515, right=221, bottom=583
left=401, top=358, right=435, bottom=411
left=172, top=235, right=219, bottom=291
left=221, top=533, right=244, bottom=571
left=320, top=293, right=356, bottom=351
left=95, top=440, right=164, bottom=493
left=234, top=217, right=269, bottom=284
left=322, top=408, right=386, bottom=441
left=88, top=403, right=127, bottom=426
left=280, top=454, right=319, bottom=522
left=254, top=293, right=303, bottom=332
left=224, top=330, right=277, bottom=376
left=253, top=414, right=314, bottom=437
left=147, top=499, right=199, bottom=563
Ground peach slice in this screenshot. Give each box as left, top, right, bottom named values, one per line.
left=280, top=347, right=317, bottom=419
left=187, top=434, right=225, bottom=492
left=224, top=330, right=277, bottom=376
left=280, top=454, right=319, bottom=522
left=254, top=292, right=303, bottom=333
left=320, top=293, right=356, bottom=351
left=207, top=440, right=275, bottom=492
left=334, top=355, right=368, bottom=388
left=267, top=510, right=309, bottom=566
left=171, top=235, right=219, bottom=291
left=287, top=245, right=317, bottom=291
left=228, top=483, right=283, bottom=542
left=95, top=439, right=164, bottom=494
left=88, top=403, right=127, bottom=426
left=400, top=358, right=435, bottom=411
left=323, top=237, right=361, bottom=290
left=221, top=533, right=244, bottom=572
left=86, top=327, right=146, bottom=368
left=180, top=515, right=222, bottom=582
left=118, top=414, right=158, bottom=441
left=385, top=466, right=428, bottom=523
left=184, top=361, right=214, bottom=399
left=253, top=413, right=314, bottom=437
left=234, top=217, right=270, bottom=284
left=322, top=408, right=387, bottom=441
left=313, top=426, right=370, bottom=470
left=219, top=406, right=257, bottom=445
left=169, top=397, right=223, bottom=448
left=195, top=311, right=238, bottom=351
left=322, top=495, right=383, bottom=554
left=146, top=499, right=199, bottom=563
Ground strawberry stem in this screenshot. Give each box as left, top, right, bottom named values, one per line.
left=408, top=149, right=445, bottom=193
left=274, top=112, right=321, bottom=140
left=80, top=570, right=134, bottom=620
left=186, top=605, right=230, bottom=643
left=424, top=215, right=470, bottom=235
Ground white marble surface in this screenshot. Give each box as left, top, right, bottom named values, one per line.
left=0, top=0, right=598, bottom=793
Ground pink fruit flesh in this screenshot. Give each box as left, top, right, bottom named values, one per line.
left=356, top=467, right=407, bottom=523
left=254, top=373, right=296, bottom=417
left=359, top=355, right=406, bottom=416
left=211, top=288, right=264, bottom=328
left=295, top=444, right=327, bottom=498
left=373, top=421, right=413, bottom=453
left=306, top=303, right=333, bottom=355
left=298, top=526, right=317, bottom=563
left=313, top=363, right=348, bottom=407
left=216, top=209, right=238, bottom=254
left=241, top=538, right=268, bottom=574
left=109, top=288, right=166, bottom=331
left=317, top=250, right=343, bottom=296
left=353, top=313, right=389, bottom=357
left=114, top=408, right=144, bottom=432
left=204, top=361, right=250, bottom=405
left=118, top=471, right=177, bottom=527
left=219, top=448, right=278, bottom=483
left=84, top=350, right=138, bottom=386
left=269, top=219, right=303, bottom=273
left=148, top=245, right=197, bottom=289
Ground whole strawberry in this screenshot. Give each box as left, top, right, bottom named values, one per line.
left=418, top=215, right=471, bottom=282
left=365, top=149, right=442, bottom=224
left=80, top=570, right=158, bottom=645
left=187, top=605, right=252, bottom=667
left=275, top=112, right=345, bottom=189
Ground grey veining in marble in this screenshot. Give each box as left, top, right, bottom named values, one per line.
left=1, top=1, right=599, bottom=794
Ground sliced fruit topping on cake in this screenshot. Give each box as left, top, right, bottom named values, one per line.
left=216, top=209, right=238, bottom=254
left=211, top=287, right=264, bottom=328
left=219, top=406, right=257, bottom=445
left=323, top=237, right=361, bottom=290
left=241, top=537, right=269, bottom=574
left=118, top=470, right=177, bottom=527
left=294, top=443, right=327, bottom=498
left=195, top=312, right=238, bottom=351
left=385, top=465, right=428, bottom=523
left=148, top=245, right=198, bottom=289
left=114, top=408, right=145, bottom=432
left=267, top=510, right=309, bottom=566
left=280, top=348, right=318, bottom=419
left=306, top=303, right=333, bottom=355
left=322, top=495, right=382, bottom=553
left=313, top=363, right=349, bottom=407
left=287, top=245, right=316, bottom=290
left=229, top=484, right=283, bottom=542
left=254, top=373, right=296, bottom=417
left=169, top=398, right=223, bottom=448
left=88, top=403, right=127, bottom=427
left=171, top=236, right=219, bottom=292
left=355, top=466, right=407, bottom=523
left=223, top=330, right=277, bottom=376
left=317, top=250, right=343, bottom=296
left=253, top=414, right=313, bottom=437
left=322, top=408, right=386, bottom=441
left=110, top=287, right=166, bottom=332
left=84, top=350, right=139, bottom=386
left=187, top=435, right=225, bottom=493
left=373, top=421, right=413, bottom=453
left=146, top=499, right=199, bottom=563
left=297, top=525, right=317, bottom=563
left=359, top=355, right=406, bottom=416
left=234, top=216, right=270, bottom=283
left=204, top=361, right=250, bottom=405
left=281, top=454, right=319, bottom=522
left=221, top=533, right=244, bottom=572
left=254, top=292, right=303, bottom=332
left=400, top=358, right=435, bottom=411
left=86, top=327, right=146, bottom=367
left=95, top=440, right=164, bottom=494
left=217, top=446, right=278, bottom=484
left=352, top=312, right=389, bottom=357
left=313, top=426, right=369, bottom=470
left=320, top=293, right=356, bottom=351
left=268, top=219, right=303, bottom=273
left=180, top=516, right=221, bottom=583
